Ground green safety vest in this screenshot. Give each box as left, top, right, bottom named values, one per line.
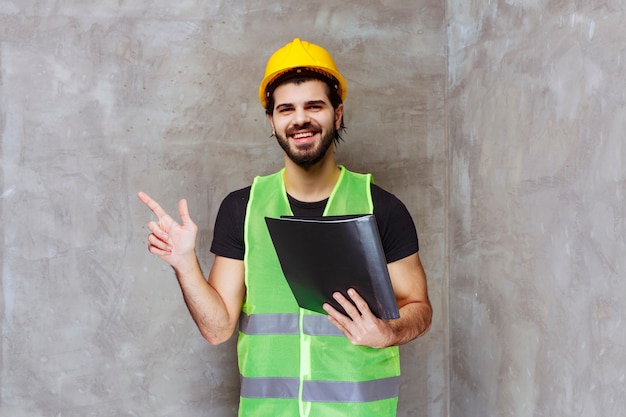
left=237, top=166, right=400, bottom=417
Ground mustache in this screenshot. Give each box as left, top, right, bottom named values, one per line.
left=285, top=122, right=322, bottom=136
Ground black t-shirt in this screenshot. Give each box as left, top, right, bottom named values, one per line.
left=210, top=183, right=419, bottom=263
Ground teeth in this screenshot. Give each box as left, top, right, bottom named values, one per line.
left=293, top=132, right=314, bottom=139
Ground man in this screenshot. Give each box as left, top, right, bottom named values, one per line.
left=139, top=38, right=432, bottom=416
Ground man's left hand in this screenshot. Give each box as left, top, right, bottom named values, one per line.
left=323, top=288, right=395, bottom=349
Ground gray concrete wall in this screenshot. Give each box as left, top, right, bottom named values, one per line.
left=7, top=1, right=622, bottom=416
left=0, top=1, right=447, bottom=416
left=448, top=1, right=626, bottom=416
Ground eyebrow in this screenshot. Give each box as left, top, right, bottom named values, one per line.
left=305, top=99, right=328, bottom=106
left=275, top=99, right=329, bottom=111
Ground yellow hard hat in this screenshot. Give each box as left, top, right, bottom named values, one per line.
left=259, top=38, right=347, bottom=108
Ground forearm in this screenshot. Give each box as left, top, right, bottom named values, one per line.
left=387, top=301, right=432, bottom=346
left=173, top=257, right=237, bottom=345
left=383, top=252, right=432, bottom=347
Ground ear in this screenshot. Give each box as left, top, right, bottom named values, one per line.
left=334, top=103, right=344, bottom=130
left=266, top=113, right=276, bottom=135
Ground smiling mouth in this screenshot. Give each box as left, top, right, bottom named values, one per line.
left=293, top=132, right=315, bottom=140
left=289, top=130, right=321, bottom=145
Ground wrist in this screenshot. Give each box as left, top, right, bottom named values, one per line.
left=173, top=253, right=201, bottom=278
left=382, top=321, right=398, bottom=348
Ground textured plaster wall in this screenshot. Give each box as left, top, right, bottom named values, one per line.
left=448, top=1, right=626, bottom=416
left=0, top=1, right=446, bottom=416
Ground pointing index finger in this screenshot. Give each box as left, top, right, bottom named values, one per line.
left=138, top=191, right=168, bottom=219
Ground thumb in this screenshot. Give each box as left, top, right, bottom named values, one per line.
left=178, top=199, right=194, bottom=226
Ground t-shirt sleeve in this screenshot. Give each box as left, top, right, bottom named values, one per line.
left=209, top=187, right=250, bottom=260
left=372, top=184, right=419, bottom=263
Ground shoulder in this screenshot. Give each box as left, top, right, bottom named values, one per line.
left=211, top=186, right=251, bottom=260
left=214, top=185, right=251, bottom=237
left=226, top=185, right=252, bottom=200
left=220, top=186, right=251, bottom=209
left=370, top=183, right=408, bottom=213
left=370, top=183, right=419, bottom=262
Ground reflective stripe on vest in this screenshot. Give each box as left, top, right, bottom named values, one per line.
left=240, top=312, right=344, bottom=337
left=241, top=375, right=401, bottom=402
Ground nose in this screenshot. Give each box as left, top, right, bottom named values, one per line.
left=292, top=106, right=310, bottom=127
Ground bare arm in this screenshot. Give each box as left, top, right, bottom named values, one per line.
left=385, top=252, right=432, bottom=344
left=138, top=192, right=245, bottom=345
left=175, top=255, right=245, bottom=345
left=324, top=252, right=432, bottom=348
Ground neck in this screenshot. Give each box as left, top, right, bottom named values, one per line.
left=283, top=153, right=341, bottom=202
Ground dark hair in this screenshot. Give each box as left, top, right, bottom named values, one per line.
left=264, top=69, right=346, bottom=144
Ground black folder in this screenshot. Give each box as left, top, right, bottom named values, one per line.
left=265, top=214, right=400, bottom=320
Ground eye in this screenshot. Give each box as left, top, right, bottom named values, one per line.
left=276, top=106, right=294, bottom=114
left=305, top=101, right=327, bottom=111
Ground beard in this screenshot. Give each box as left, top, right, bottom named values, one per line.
left=275, top=122, right=336, bottom=169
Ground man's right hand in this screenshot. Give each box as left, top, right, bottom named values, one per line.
left=138, top=191, right=199, bottom=273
